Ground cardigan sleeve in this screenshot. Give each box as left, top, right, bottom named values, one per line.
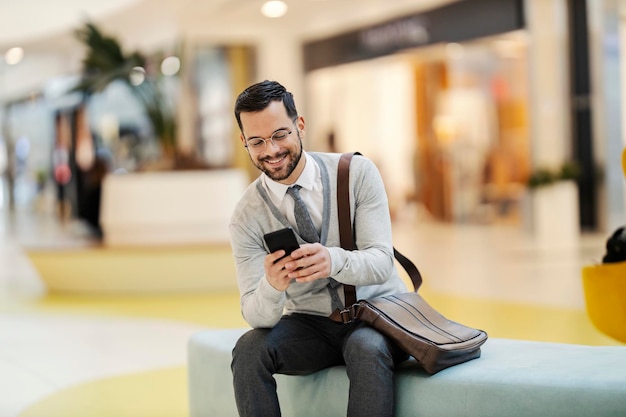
left=327, top=156, right=396, bottom=286
left=229, top=212, right=287, bottom=328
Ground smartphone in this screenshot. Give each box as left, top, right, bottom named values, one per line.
left=263, top=227, right=300, bottom=260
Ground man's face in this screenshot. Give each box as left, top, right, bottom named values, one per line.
left=240, top=100, right=306, bottom=184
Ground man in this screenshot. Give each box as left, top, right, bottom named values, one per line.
left=229, top=80, right=408, bottom=417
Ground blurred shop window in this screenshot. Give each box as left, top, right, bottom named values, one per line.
left=435, top=72, right=495, bottom=223
left=193, top=47, right=234, bottom=168
left=86, top=79, right=156, bottom=171
left=5, top=97, right=54, bottom=211
left=414, top=34, right=530, bottom=225
left=190, top=45, right=255, bottom=170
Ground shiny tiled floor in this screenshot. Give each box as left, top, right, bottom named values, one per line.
left=0, top=206, right=620, bottom=417
left=391, top=211, right=606, bottom=310
left=0, top=210, right=205, bottom=417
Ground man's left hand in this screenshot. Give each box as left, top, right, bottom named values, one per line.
left=284, top=243, right=331, bottom=283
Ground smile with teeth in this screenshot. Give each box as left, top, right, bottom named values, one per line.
left=266, top=155, right=286, bottom=165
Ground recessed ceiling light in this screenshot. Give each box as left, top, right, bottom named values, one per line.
left=161, top=56, right=181, bottom=76
left=5, top=47, right=24, bottom=65
left=261, top=1, right=288, bottom=18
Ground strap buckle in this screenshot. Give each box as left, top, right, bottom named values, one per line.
left=330, top=305, right=359, bottom=324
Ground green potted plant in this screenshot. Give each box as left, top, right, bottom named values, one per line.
left=524, top=161, right=581, bottom=243
left=73, top=22, right=178, bottom=161
left=526, top=161, right=580, bottom=189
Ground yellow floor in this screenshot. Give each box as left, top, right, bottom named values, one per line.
left=20, top=367, right=188, bottom=417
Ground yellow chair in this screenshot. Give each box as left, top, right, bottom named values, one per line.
left=582, top=263, right=626, bottom=342
left=581, top=147, right=626, bottom=343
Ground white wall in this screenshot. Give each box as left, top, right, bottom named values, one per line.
left=305, top=57, right=416, bottom=215
left=524, top=0, right=571, bottom=168
left=588, top=0, right=626, bottom=232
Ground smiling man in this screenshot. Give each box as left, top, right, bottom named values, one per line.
left=228, top=80, right=408, bottom=417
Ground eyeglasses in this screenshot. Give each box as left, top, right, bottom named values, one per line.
left=244, top=120, right=297, bottom=153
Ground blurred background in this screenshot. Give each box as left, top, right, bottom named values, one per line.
left=0, top=0, right=623, bottom=233
left=0, top=0, right=625, bottom=416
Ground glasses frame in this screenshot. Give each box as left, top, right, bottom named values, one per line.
left=244, top=118, right=298, bottom=153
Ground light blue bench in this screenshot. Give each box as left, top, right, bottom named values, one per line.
left=188, top=328, right=626, bottom=417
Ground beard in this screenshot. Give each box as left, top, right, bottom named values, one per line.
left=252, top=135, right=303, bottom=182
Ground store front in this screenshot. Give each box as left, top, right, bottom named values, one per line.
left=303, top=0, right=530, bottom=224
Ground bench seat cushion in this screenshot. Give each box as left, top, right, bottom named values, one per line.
left=188, top=328, right=626, bottom=417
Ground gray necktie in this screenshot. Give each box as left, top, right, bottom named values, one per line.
left=288, top=185, right=342, bottom=311
left=286, top=185, right=319, bottom=243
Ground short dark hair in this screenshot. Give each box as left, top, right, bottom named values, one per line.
left=234, top=80, right=298, bottom=132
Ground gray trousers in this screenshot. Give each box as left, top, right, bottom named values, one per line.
left=231, top=313, right=408, bottom=417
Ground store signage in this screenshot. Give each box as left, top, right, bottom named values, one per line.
left=359, top=17, right=429, bottom=54
left=303, top=0, right=524, bottom=72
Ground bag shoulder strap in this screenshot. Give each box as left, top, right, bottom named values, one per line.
left=337, top=152, right=423, bottom=309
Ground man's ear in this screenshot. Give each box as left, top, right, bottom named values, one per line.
left=296, top=116, right=305, bottom=133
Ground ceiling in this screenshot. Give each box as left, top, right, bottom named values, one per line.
left=0, top=0, right=454, bottom=50
left=0, top=0, right=144, bottom=46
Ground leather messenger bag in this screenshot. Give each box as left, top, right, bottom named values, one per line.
left=329, top=152, right=488, bottom=375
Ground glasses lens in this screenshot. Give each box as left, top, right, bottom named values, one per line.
left=272, top=129, right=291, bottom=145
left=247, top=138, right=265, bottom=150
left=271, top=129, right=290, bottom=142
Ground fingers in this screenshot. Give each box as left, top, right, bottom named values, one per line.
left=264, top=243, right=332, bottom=289
left=264, top=251, right=293, bottom=291
left=285, top=243, right=331, bottom=282
left=265, top=250, right=287, bottom=267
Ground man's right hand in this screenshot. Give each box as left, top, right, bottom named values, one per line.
left=264, top=250, right=295, bottom=291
